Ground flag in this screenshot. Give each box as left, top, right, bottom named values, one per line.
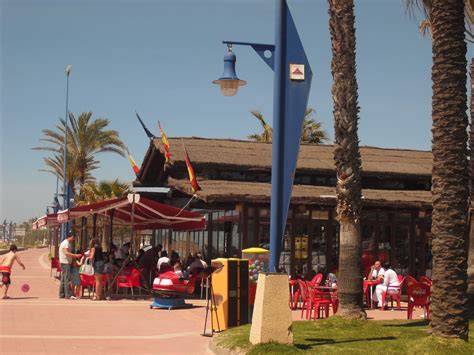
left=183, top=146, right=201, bottom=194
left=158, top=121, right=172, bottom=164
left=135, top=111, right=155, bottom=139
left=126, top=147, right=140, bottom=175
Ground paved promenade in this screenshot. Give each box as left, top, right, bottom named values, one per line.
left=0, top=248, right=422, bottom=354
left=0, top=248, right=212, bottom=355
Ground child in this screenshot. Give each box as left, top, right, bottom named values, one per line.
left=0, top=244, right=26, bottom=299
left=70, top=253, right=84, bottom=299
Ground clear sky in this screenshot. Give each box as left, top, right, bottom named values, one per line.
left=1, top=0, right=472, bottom=223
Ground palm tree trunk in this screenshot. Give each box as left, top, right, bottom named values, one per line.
left=430, top=0, right=469, bottom=340
left=328, top=0, right=365, bottom=319
left=468, top=57, right=474, bottom=317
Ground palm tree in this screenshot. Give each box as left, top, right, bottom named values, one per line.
left=77, top=179, right=131, bottom=205
left=247, top=108, right=328, bottom=143
left=33, top=112, right=127, bottom=193
left=328, top=0, right=365, bottom=319
left=406, top=0, right=470, bottom=340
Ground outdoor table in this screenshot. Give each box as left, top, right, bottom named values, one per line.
left=365, top=279, right=380, bottom=308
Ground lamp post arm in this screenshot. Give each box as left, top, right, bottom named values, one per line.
left=222, top=41, right=275, bottom=71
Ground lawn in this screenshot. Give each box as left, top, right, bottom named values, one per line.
left=214, top=317, right=474, bottom=354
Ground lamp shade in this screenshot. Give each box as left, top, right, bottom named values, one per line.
left=213, top=49, right=246, bottom=96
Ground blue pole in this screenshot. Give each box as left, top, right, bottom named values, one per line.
left=269, top=0, right=287, bottom=272
left=61, top=69, right=70, bottom=241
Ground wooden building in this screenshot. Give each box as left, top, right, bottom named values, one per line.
left=135, top=137, right=433, bottom=278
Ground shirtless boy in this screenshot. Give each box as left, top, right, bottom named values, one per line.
left=0, top=244, right=26, bottom=299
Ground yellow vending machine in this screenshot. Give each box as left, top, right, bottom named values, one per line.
left=211, top=258, right=249, bottom=331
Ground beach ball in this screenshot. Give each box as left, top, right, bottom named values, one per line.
left=21, top=284, right=30, bottom=293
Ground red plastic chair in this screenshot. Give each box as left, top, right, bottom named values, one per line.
left=51, top=257, right=61, bottom=278
left=381, top=276, right=404, bottom=311
left=363, top=280, right=371, bottom=307
left=307, top=282, right=332, bottom=319
left=296, top=279, right=313, bottom=319
left=310, top=273, right=323, bottom=286
left=116, top=268, right=142, bottom=297
left=419, top=276, right=432, bottom=287
left=407, top=282, right=431, bottom=319
left=80, top=274, right=95, bottom=298
left=404, top=275, right=417, bottom=288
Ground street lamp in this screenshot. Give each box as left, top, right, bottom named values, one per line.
left=213, top=0, right=312, bottom=273
left=61, top=64, right=72, bottom=241
left=212, top=45, right=247, bottom=96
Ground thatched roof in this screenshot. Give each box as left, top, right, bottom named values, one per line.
left=168, top=178, right=432, bottom=209
left=154, top=137, right=432, bottom=177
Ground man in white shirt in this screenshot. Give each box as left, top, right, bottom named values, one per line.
left=374, top=262, right=400, bottom=308
left=58, top=232, right=81, bottom=299
left=368, top=260, right=385, bottom=281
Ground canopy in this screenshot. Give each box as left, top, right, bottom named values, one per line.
left=32, top=213, right=59, bottom=230
left=56, top=195, right=206, bottom=231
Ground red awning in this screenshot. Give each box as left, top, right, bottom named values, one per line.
left=32, top=213, right=59, bottom=230
left=56, top=195, right=205, bottom=231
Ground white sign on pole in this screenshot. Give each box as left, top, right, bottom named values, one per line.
left=290, top=64, right=305, bottom=81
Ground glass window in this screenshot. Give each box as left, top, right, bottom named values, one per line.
left=311, top=210, right=329, bottom=220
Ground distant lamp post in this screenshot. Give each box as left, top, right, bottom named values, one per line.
left=61, top=64, right=72, bottom=241
left=212, top=45, right=247, bottom=96
left=213, top=0, right=312, bottom=273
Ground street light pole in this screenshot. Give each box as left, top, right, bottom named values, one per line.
left=214, top=0, right=312, bottom=272
left=62, top=64, right=72, bottom=241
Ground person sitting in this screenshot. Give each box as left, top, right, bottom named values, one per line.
left=184, top=253, right=195, bottom=270
left=157, top=251, right=171, bottom=273
left=187, top=253, right=208, bottom=272
left=104, top=253, right=119, bottom=275
left=367, top=260, right=385, bottom=281
left=115, top=242, right=130, bottom=261
left=374, top=262, right=400, bottom=309
left=170, top=250, right=180, bottom=266
left=173, top=261, right=184, bottom=278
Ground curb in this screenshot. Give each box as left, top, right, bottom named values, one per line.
left=208, top=336, right=247, bottom=355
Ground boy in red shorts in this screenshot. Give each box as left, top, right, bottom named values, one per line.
left=0, top=244, right=26, bottom=299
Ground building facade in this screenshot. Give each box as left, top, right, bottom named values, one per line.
left=137, top=137, right=433, bottom=278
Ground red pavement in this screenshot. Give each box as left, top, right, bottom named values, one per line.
left=0, top=248, right=423, bottom=354
left=0, top=248, right=212, bottom=355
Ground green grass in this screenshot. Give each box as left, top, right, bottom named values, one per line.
left=214, top=317, right=474, bottom=354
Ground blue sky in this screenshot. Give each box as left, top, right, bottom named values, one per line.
left=1, top=0, right=472, bottom=223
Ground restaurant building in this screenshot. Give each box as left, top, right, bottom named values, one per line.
left=135, top=137, right=434, bottom=278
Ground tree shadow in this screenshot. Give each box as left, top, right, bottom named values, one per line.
left=382, top=320, right=429, bottom=327
left=295, top=336, right=397, bottom=350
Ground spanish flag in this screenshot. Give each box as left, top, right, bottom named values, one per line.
left=126, top=147, right=140, bottom=175
left=183, top=146, right=201, bottom=194
left=158, top=121, right=172, bottom=164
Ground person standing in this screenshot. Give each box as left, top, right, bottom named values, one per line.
left=59, top=232, right=81, bottom=299
left=0, top=244, right=25, bottom=299
left=89, top=239, right=105, bottom=300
